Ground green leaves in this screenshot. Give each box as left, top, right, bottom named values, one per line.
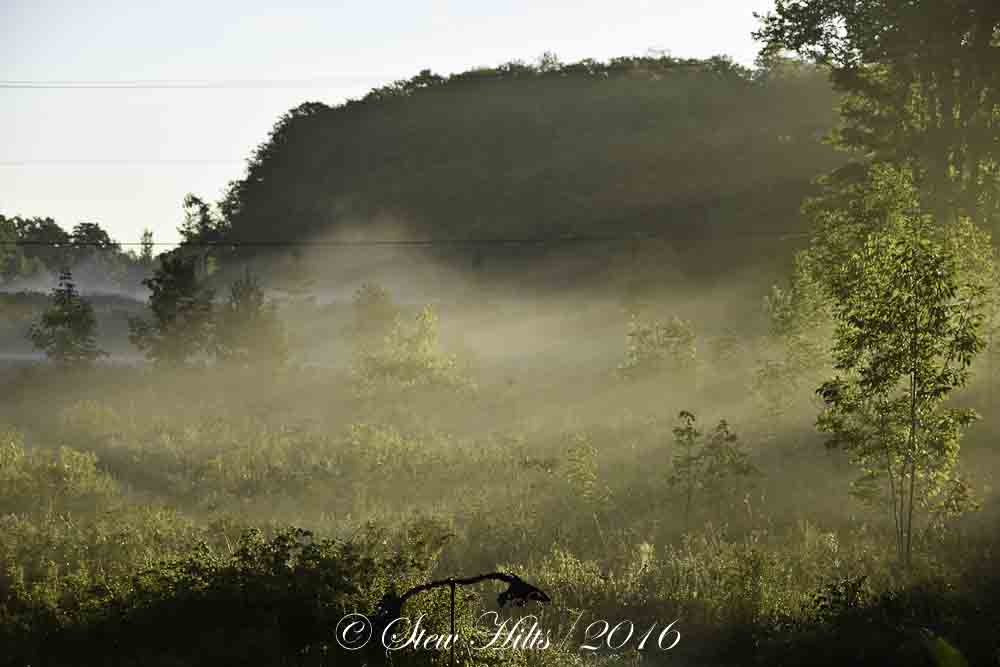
left=815, top=189, right=990, bottom=565
left=667, top=411, right=757, bottom=532
left=352, top=305, right=473, bottom=396
left=213, top=268, right=288, bottom=369
left=128, top=254, right=215, bottom=366
left=756, top=0, right=1000, bottom=233
left=27, top=270, right=106, bottom=367
left=618, top=313, right=696, bottom=380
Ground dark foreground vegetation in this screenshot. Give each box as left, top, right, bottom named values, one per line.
left=4, top=1, right=1000, bottom=665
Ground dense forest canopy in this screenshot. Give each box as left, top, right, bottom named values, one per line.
left=756, top=0, right=1000, bottom=232
left=206, top=55, right=843, bottom=265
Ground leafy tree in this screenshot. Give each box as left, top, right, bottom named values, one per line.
left=751, top=359, right=799, bottom=429
left=536, top=50, right=563, bottom=72
left=816, top=206, right=989, bottom=567
left=668, top=411, right=756, bottom=533
left=70, top=222, right=118, bottom=251
left=213, top=268, right=288, bottom=368
left=755, top=0, right=1000, bottom=231
left=179, top=194, right=230, bottom=246
left=0, top=214, right=20, bottom=281
left=12, top=215, right=72, bottom=273
left=27, top=270, right=106, bottom=366
left=670, top=410, right=703, bottom=534
left=563, top=432, right=612, bottom=513
left=128, top=254, right=215, bottom=365
left=618, top=313, right=696, bottom=379
left=177, top=194, right=232, bottom=276
left=755, top=253, right=832, bottom=430
left=139, top=228, right=155, bottom=265
left=762, top=167, right=997, bottom=425
left=764, top=252, right=829, bottom=374
left=68, top=221, right=127, bottom=285
left=561, top=431, right=613, bottom=547
left=352, top=305, right=472, bottom=395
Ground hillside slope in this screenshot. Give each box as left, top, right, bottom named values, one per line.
left=214, top=56, right=844, bottom=276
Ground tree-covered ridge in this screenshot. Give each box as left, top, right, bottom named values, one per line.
left=212, top=55, right=843, bottom=258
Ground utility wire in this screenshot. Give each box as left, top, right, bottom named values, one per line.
left=1, top=160, right=243, bottom=166
left=0, top=62, right=723, bottom=90
left=0, top=76, right=385, bottom=90
left=0, top=232, right=811, bottom=248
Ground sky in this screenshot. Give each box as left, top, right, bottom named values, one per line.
left=1, top=0, right=777, bottom=248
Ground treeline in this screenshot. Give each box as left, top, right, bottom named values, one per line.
left=0, top=214, right=154, bottom=291
left=178, top=54, right=844, bottom=273
left=25, top=259, right=287, bottom=369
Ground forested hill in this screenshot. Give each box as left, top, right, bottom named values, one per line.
left=213, top=56, right=845, bottom=269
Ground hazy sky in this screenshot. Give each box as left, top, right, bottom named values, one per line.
left=2, top=1, right=775, bottom=247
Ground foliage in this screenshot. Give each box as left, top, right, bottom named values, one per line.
left=816, top=203, right=989, bottom=567
left=179, top=193, right=231, bottom=247
left=139, top=228, right=155, bottom=266
left=128, top=254, right=215, bottom=365
left=764, top=252, right=829, bottom=370
left=213, top=268, right=288, bottom=368
left=352, top=305, right=473, bottom=395
left=212, top=55, right=841, bottom=275
left=0, top=215, right=154, bottom=291
left=667, top=412, right=757, bottom=533
left=562, top=432, right=613, bottom=515
left=0, top=522, right=447, bottom=667
left=27, top=270, right=106, bottom=366
left=9, top=215, right=72, bottom=273
left=618, top=313, right=696, bottom=379
left=0, top=428, right=120, bottom=516
left=69, top=222, right=118, bottom=251
left=755, top=0, right=1000, bottom=232
left=0, top=215, right=20, bottom=281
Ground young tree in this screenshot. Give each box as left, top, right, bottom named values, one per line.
left=669, top=410, right=703, bottom=534
left=352, top=305, right=471, bottom=395
left=618, top=313, right=696, bottom=380
left=0, top=215, right=18, bottom=282
left=28, top=270, right=106, bottom=366
left=816, top=208, right=989, bottom=567
left=139, top=229, right=155, bottom=266
left=213, top=268, right=288, bottom=368
left=128, top=254, right=215, bottom=365
left=668, top=411, right=756, bottom=533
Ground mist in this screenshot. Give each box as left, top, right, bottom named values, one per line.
left=3, top=37, right=1000, bottom=667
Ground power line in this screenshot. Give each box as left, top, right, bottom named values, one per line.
left=0, top=62, right=734, bottom=90
left=0, top=232, right=811, bottom=248
left=0, top=76, right=386, bottom=90
left=1, top=160, right=244, bottom=167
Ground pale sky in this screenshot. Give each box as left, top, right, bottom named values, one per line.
left=1, top=1, right=776, bottom=247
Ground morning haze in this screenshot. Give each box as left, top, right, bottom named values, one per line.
left=2, top=2, right=999, bottom=666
